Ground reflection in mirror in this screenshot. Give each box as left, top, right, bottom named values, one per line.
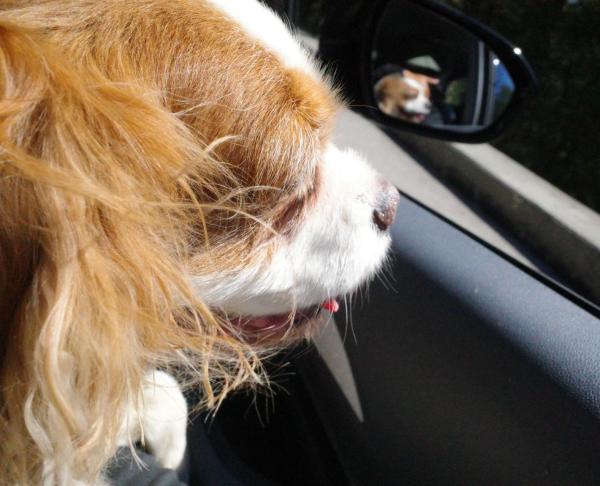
left=372, top=1, right=515, bottom=131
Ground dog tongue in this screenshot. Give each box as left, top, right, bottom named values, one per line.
left=321, top=298, right=339, bottom=313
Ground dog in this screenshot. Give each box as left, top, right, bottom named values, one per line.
left=0, top=0, right=399, bottom=483
left=375, top=68, right=439, bottom=123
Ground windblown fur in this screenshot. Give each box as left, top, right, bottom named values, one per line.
left=0, top=1, right=394, bottom=483
left=0, top=6, right=275, bottom=483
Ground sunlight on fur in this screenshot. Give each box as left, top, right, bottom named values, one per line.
left=0, top=1, right=397, bottom=483
left=0, top=17, right=272, bottom=485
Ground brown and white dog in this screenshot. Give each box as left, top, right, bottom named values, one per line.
left=375, top=68, right=439, bottom=123
left=0, top=0, right=399, bottom=483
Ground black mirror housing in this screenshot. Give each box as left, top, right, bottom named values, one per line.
left=319, top=0, right=537, bottom=143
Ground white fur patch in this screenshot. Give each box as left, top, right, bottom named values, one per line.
left=206, top=0, right=321, bottom=79
left=118, top=371, right=188, bottom=470
left=404, top=77, right=432, bottom=115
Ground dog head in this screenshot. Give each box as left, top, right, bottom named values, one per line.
left=0, top=0, right=398, bottom=482
left=375, top=68, right=439, bottom=122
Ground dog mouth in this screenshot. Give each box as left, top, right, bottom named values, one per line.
left=228, top=298, right=340, bottom=334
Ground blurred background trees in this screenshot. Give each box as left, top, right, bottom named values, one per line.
left=447, top=0, right=600, bottom=211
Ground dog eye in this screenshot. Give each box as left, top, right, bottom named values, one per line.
left=273, top=167, right=320, bottom=234
left=274, top=197, right=306, bottom=233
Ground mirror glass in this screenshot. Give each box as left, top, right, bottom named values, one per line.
left=372, top=1, right=515, bottom=131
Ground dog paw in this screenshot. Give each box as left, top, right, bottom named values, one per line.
left=141, top=370, right=188, bottom=469
left=122, top=370, right=188, bottom=470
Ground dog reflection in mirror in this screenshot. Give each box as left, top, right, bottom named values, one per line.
left=0, top=0, right=399, bottom=483
left=375, top=68, right=440, bottom=123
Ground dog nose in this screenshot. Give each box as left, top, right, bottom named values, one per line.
left=373, top=179, right=400, bottom=231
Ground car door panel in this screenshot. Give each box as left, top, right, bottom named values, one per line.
left=295, top=195, right=600, bottom=485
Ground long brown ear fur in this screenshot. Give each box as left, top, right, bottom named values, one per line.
left=0, top=21, right=265, bottom=484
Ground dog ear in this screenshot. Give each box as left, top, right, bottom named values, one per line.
left=0, top=20, right=165, bottom=482
left=0, top=21, right=260, bottom=484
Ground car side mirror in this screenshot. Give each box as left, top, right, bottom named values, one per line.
left=361, top=0, right=537, bottom=142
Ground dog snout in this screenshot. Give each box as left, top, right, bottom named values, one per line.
left=373, top=179, right=400, bottom=231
